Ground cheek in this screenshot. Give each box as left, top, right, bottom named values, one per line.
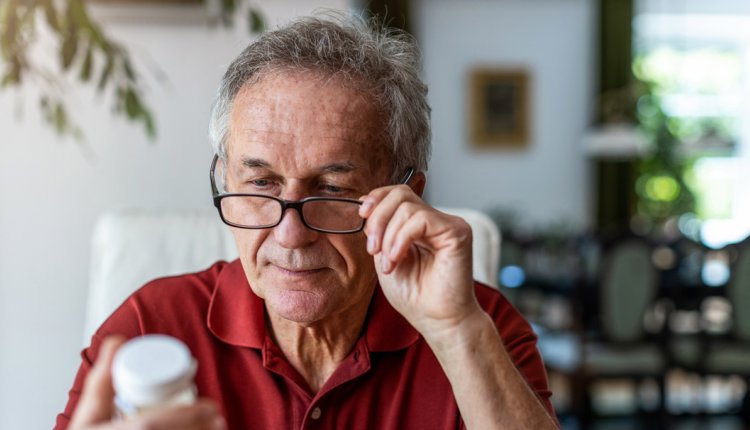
left=231, top=228, right=267, bottom=270
left=331, top=234, right=375, bottom=279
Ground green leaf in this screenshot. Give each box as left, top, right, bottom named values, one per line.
left=1, top=2, right=19, bottom=60
left=248, top=8, right=265, bottom=33
left=87, top=21, right=108, bottom=51
left=41, top=0, right=60, bottom=32
left=98, top=54, right=114, bottom=91
left=53, top=102, right=67, bottom=133
left=142, top=109, right=156, bottom=138
left=68, top=0, right=88, bottom=27
left=1, top=55, right=22, bottom=87
left=79, top=45, right=93, bottom=81
left=123, top=87, right=139, bottom=118
left=221, top=0, right=236, bottom=15
left=61, top=29, right=78, bottom=70
left=123, top=58, right=135, bottom=81
left=1, top=72, right=14, bottom=88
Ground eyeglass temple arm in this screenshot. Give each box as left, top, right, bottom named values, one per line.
left=399, top=167, right=415, bottom=185
left=210, top=154, right=221, bottom=196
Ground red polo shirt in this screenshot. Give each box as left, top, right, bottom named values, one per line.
left=56, top=260, right=554, bottom=429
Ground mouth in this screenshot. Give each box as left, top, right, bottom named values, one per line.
left=272, top=265, right=326, bottom=277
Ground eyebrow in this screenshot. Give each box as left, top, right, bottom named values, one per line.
left=240, top=157, right=358, bottom=174
left=241, top=157, right=270, bottom=169
left=321, top=161, right=357, bottom=174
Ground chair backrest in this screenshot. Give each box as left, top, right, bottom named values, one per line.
left=600, top=238, right=658, bottom=342
left=728, top=238, right=750, bottom=340
left=84, top=207, right=501, bottom=343
left=84, top=209, right=238, bottom=344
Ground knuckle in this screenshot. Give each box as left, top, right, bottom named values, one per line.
left=410, top=207, right=429, bottom=224
left=390, top=184, right=414, bottom=199
left=454, top=218, right=473, bottom=242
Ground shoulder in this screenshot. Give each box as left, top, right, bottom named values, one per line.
left=94, top=260, right=234, bottom=339
left=473, top=282, right=537, bottom=348
left=135, top=260, right=230, bottom=303
left=473, top=281, right=523, bottom=323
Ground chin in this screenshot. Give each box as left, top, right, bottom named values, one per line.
left=265, top=289, right=336, bottom=324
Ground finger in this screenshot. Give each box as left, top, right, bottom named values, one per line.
left=70, top=335, right=126, bottom=427
left=136, top=399, right=226, bottom=430
left=380, top=211, right=430, bottom=274
left=358, top=184, right=417, bottom=221
left=358, top=185, right=396, bottom=218
left=379, top=202, right=421, bottom=269
left=384, top=212, right=472, bottom=274
left=362, top=185, right=420, bottom=255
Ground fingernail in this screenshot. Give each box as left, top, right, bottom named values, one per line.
left=367, top=236, right=376, bottom=253
left=381, top=257, right=391, bottom=273
left=390, top=241, right=400, bottom=259
left=212, top=416, right=227, bottom=430
left=360, top=200, right=373, bottom=215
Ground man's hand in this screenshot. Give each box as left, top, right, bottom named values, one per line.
left=360, top=185, right=558, bottom=429
left=359, top=184, right=481, bottom=339
left=69, top=336, right=226, bottom=430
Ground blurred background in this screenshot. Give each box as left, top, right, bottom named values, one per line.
left=2, top=0, right=750, bottom=428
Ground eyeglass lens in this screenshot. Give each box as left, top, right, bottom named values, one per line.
left=220, top=195, right=363, bottom=232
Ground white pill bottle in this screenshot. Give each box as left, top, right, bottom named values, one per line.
left=112, top=334, right=198, bottom=418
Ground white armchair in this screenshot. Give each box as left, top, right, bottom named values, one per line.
left=84, top=207, right=500, bottom=343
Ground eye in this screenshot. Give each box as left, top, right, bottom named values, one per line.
left=243, top=178, right=278, bottom=192
left=318, top=183, right=346, bottom=195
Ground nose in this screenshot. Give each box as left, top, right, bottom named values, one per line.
left=273, top=201, right=319, bottom=249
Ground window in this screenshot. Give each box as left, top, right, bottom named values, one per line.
left=634, top=2, right=750, bottom=247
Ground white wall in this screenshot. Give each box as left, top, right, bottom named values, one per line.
left=414, top=0, right=596, bottom=228
left=0, top=2, right=349, bottom=429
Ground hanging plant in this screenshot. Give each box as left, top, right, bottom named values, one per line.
left=0, top=0, right=264, bottom=141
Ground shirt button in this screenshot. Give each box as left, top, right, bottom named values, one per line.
left=311, top=407, right=322, bottom=420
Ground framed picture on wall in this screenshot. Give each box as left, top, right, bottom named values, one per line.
left=468, top=68, right=530, bottom=148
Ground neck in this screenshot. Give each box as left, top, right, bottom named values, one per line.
left=266, top=288, right=374, bottom=393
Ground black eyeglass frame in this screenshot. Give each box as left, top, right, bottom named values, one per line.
left=209, top=154, right=415, bottom=234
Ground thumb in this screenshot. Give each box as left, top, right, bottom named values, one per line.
left=70, top=335, right=126, bottom=428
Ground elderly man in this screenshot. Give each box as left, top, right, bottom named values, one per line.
left=57, top=14, right=557, bottom=430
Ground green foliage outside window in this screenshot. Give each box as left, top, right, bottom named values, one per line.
left=632, top=47, right=740, bottom=229
left=633, top=86, right=696, bottom=224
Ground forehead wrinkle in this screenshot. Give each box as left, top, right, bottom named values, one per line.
left=228, top=71, right=391, bottom=185
left=238, top=156, right=358, bottom=175
left=238, top=76, right=375, bottom=136
left=235, top=123, right=367, bottom=151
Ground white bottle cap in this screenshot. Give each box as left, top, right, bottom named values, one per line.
left=113, top=335, right=197, bottom=407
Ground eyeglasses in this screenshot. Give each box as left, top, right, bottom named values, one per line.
left=209, top=155, right=414, bottom=234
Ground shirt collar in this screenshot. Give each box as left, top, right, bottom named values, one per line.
left=364, top=286, right=421, bottom=351
left=207, top=259, right=420, bottom=351
left=207, top=259, right=266, bottom=348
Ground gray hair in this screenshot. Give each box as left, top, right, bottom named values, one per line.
left=208, top=12, right=431, bottom=182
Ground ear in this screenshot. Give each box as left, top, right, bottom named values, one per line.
left=410, top=171, right=426, bottom=197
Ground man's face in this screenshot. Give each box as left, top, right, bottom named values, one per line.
left=225, top=71, right=391, bottom=325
